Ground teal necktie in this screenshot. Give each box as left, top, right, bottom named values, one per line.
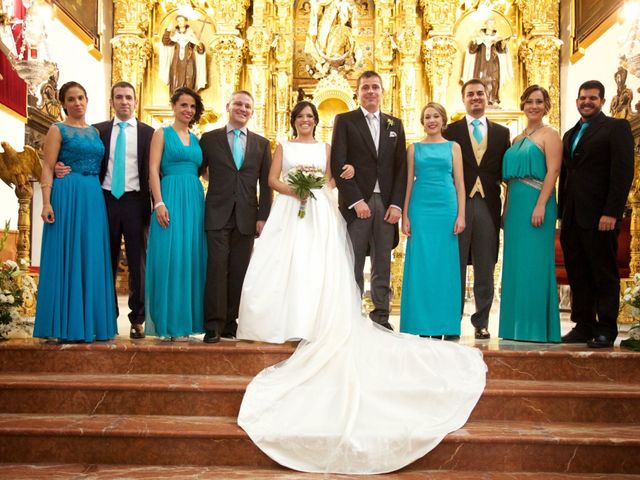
left=471, top=119, right=483, bottom=144
left=112, top=121, right=127, bottom=199
left=571, top=122, right=589, bottom=155
left=232, top=128, right=244, bottom=169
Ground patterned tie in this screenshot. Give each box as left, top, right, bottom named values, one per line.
left=111, top=121, right=127, bottom=199
left=232, top=128, right=244, bottom=169
left=471, top=119, right=483, bottom=144
left=367, top=112, right=379, bottom=152
left=571, top=122, right=589, bottom=155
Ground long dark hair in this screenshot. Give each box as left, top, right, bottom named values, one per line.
left=59, top=81, right=87, bottom=116
left=171, top=87, right=204, bottom=126
left=290, top=101, right=319, bottom=138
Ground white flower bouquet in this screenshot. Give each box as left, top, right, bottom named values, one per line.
left=286, top=165, right=325, bottom=219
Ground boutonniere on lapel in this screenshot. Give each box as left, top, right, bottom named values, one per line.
left=386, top=118, right=394, bottom=130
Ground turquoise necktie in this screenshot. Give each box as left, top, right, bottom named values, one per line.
left=111, top=121, right=127, bottom=199
left=571, top=122, right=589, bottom=155
left=471, top=119, right=483, bottom=144
left=232, top=128, right=244, bottom=169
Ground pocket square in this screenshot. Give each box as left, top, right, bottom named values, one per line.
left=389, top=131, right=397, bottom=138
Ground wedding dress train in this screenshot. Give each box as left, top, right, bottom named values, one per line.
left=237, top=141, right=487, bottom=474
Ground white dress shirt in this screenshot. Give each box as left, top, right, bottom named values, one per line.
left=102, top=117, right=140, bottom=192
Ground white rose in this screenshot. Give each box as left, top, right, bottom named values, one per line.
left=0, top=294, right=6, bottom=303
left=6, top=295, right=14, bottom=304
left=625, top=287, right=632, bottom=295
left=624, top=294, right=632, bottom=302
left=629, top=326, right=640, bottom=341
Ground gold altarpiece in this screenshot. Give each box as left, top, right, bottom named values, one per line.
left=110, top=0, right=562, bottom=309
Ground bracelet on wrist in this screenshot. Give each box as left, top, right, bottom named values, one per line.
left=40, top=183, right=52, bottom=189
left=154, top=201, right=165, bottom=210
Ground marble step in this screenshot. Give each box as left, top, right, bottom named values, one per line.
left=1, top=464, right=639, bottom=479
left=0, top=414, right=638, bottom=473
left=1, top=373, right=639, bottom=423
left=1, top=340, right=638, bottom=382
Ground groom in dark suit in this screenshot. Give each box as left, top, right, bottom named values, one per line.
left=559, top=80, right=634, bottom=348
left=444, top=78, right=510, bottom=339
left=200, top=90, right=272, bottom=343
left=331, top=70, right=407, bottom=329
left=55, top=81, right=154, bottom=339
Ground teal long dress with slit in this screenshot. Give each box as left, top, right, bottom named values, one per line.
left=499, top=137, right=560, bottom=342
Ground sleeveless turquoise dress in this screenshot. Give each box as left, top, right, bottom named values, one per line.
left=400, top=142, right=461, bottom=336
left=145, top=126, right=206, bottom=337
left=499, top=137, right=560, bottom=342
left=34, top=123, right=117, bottom=342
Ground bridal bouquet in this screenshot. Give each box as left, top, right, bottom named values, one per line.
left=286, top=166, right=325, bottom=218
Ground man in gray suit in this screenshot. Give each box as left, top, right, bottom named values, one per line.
left=444, top=79, right=510, bottom=339
left=199, top=90, right=272, bottom=343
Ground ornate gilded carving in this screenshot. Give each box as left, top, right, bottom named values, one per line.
left=610, top=66, right=634, bottom=120
left=111, top=35, right=152, bottom=90
left=210, top=34, right=244, bottom=114
left=423, top=35, right=457, bottom=104
left=518, top=35, right=562, bottom=128
left=419, top=0, right=457, bottom=35
left=515, top=0, right=558, bottom=35
left=0, top=142, right=42, bottom=270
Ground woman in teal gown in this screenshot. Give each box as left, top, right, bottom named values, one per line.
left=499, top=85, right=562, bottom=342
left=400, top=103, right=466, bottom=338
left=145, top=87, right=206, bottom=340
left=34, top=82, right=117, bottom=342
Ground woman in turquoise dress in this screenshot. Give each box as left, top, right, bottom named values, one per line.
left=34, top=82, right=117, bottom=342
left=400, top=103, right=466, bottom=338
left=145, top=87, right=206, bottom=340
left=499, top=85, right=562, bottom=342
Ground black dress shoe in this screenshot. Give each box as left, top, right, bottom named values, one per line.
left=587, top=335, right=614, bottom=348
left=129, top=324, right=145, bottom=339
left=203, top=330, right=220, bottom=344
left=444, top=335, right=460, bottom=341
left=561, top=329, right=591, bottom=344
left=474, top=328, right=490, bottom=339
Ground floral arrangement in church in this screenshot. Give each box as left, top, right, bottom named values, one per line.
left=621, top=273, right=640, bottom=351
left=286, top=166, right=326, bottom=218
left=0, top=223, right=37, bottom=335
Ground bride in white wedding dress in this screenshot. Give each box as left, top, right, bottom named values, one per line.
left=236, top=101, right=487, bottom=474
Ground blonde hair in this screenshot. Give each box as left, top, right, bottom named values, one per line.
left=420, top=102, right=448, bottom=132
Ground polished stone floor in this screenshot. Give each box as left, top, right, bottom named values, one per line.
left=116, top=296, right=633, bottom=349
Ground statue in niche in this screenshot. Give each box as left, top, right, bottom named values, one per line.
left=159, top=14, right=207, bottom=93
left=610, top=66, right=633, bottom=119
left=305, top=0, right=360, bottom=78
left=462, top=19, right=512, bottom=106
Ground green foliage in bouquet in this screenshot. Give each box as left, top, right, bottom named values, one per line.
left=286, top=166, right=325, bottom=218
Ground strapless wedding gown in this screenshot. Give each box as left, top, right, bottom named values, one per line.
left=237, top=141, right=487, bottom=474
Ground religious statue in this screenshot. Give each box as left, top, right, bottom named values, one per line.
left=462, top=20, right=513, bottom=105
left=610, top=66, right=633, bottom=119
left=305, top=0, right=360, bottom=78
left=159, top=15, right=207, bottom=93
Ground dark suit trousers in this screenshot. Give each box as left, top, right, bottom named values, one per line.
left=458, top=195, right=497, bottom=329
left=204, top=212, right=254, bottom=335
left=560, top=224, right=620, bottom=340
left=347, top=193, right=394, bottom=327
left=103, top=190, right=148, bottom=325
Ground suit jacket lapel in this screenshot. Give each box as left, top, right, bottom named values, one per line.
left=453, top=120, right=474, bottom=165
left=136, top=122, right=145, bottom=179
left=354, top=110, right=378, bottom=158
left=378, top=113, right=390, bottom=161
left=243, top=131, right=256, bottom=170
left=216, top=128, right=236, bottom=168
left=574, top=112, right=604, bottom=153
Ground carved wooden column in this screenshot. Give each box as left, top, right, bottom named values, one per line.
left=247, top=0, right=270, bottom=135
left=209, top=0, right=250, bottom=116
left=374, top=0, right=396, bottom=114
left=396, top=1, right=421, bottom=138
left=517, top=0, right=562, bottom=128
left=271, top=0, right=294, bottom=139
left=420, top=0, right=458, bottom=108
left=111, top=0, right=153, bottom=93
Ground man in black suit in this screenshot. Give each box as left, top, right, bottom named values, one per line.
left=559, top=80, right=634, bottom=348
left=200, top=90, right=272, bottom=343
left=444, top=79, right=510, bottom=339
left=330, top=70, right=406, bottom=329
left=56, top=81, right=154, bottom=339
